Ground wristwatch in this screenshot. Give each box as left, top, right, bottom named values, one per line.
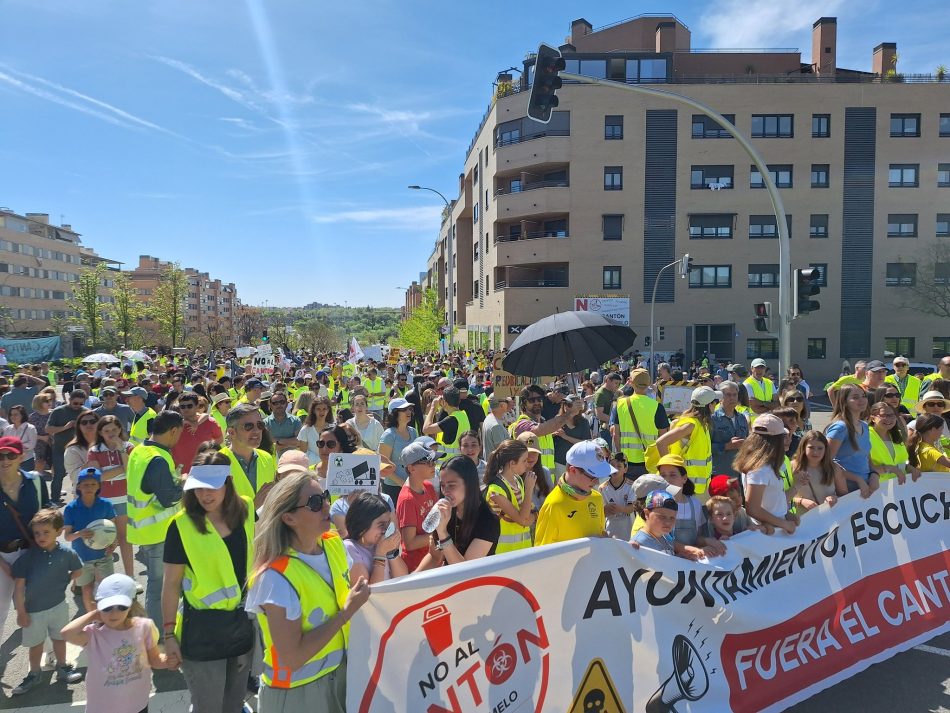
left=436, top=536, right=453, bottom=551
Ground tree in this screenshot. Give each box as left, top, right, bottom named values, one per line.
left=0, top=304, right=12, bottom=337
left=235, top=303, right=267, bottom=345
left=153, top=263, right=188, bottom=348
left=397, top=288, right=442, bottom=352
left=295, top=317, right=343, bottom=353
left=71, top=264, right=106, bottom=349
left=896, top=242, right=950, bottom=319
left=201, top=314, right=231, bottom=353
left=109, top=271, right=144, bottom=349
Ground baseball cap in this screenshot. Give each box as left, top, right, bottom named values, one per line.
left=388, top=397, right=411, bottom=411
left=731, top=364, right=749, bottom=377
left=632, top=474, right=669, bottom=499
left=645, top=490, right=679, bottom=511
left=751, top=358, right=768, bottom=368
left=453, top=378, right=469, bottom=390
left=402, top=441, right=446, bottom=467
left=100, top=386, right=118, bottom=397
left=516, top=431, right=542, bottom=455
left=630, top=369, right=651, bottom=387
left=566, top=440, right=616, bottom=479
left=691, top=386, right=723, bottom=407
left=121, top=386, right=149, bottom=399
left=562, top=394, right=578, bottom=406
left=708, top=475, right=739, bottom=497
left=751, top=413, right=789, bottom=436
left=866, top=360, right=886, bottom=372
left=893, top=356, right=910, bottom=365
left=245, top=378, right=264, bottom=389
left=593, top=437, right=609, bottom=451
left=277, top=450, right=311, bottom=474
left=414, top=435, right=438, bottom=449
left=96, top=573, right=136, bottom=611
left=0, top=436, right=24, bottom=455
left=183, top=465, right=231, bottom=491
left=76, top=467, right=102, bottom=483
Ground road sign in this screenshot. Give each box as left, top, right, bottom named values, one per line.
left=568, top=658, right=626, bottom=713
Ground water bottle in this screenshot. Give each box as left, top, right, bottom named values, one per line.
left=422, top=498, right=450, bottom=533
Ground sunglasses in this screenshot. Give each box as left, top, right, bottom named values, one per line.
left=316, top=440, right=338, bottom=449
left=884, top=392, right=900, bottom=398
left=101, top=605, right=129, bottom=613
left=524, top=396, right=543, bottom=403
left=924, top=402, right=944, bottom=408
left=271, top=400, right=287, bottom=406
left=178, top=403, right=197, bottom=410
left=79, top=418, right=99, bottom=425
left=784, top=396, right=804, bottom=403
left=0, top=452, right=20, bottom=460
left=289, top=492, right=328, bottom=513
left=241, top=421, right=265, bottom=431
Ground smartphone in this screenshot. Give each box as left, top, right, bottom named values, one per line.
left=384, top=521, right=396, bottom=538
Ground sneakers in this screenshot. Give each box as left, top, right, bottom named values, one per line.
left=11, top=672, right=41, bottom=696
left=56, top=664, right=84, bottom=684
left=242, top=704, right=254, bottom=713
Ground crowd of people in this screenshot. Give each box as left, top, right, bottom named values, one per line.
left=0, top=346, right=945, bottom=712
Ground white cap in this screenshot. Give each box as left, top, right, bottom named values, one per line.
left=566, top=440, right=616, bottom=479
left=388, top=397, right=411, bottom=411
left=751, top=358, right=768, bottom=368
left=183, top=465, right=231, bottom=491
left=96, top=573, right=136, bottom=610
left=691, top=386, right=723, bottom=407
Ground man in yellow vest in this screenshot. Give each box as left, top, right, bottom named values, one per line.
left=364, top=367, right=386, bottom=421
left=921, top=356, right=950, bottom=389
left=423, top=386, right=471, bottom=458
left=612, top=369, right=669, bottom=479
left=885, top=356, right=922, bottom=412
left=743, top=358, right=776, bottom=417
left=124, top=386, right=157, bottom=446
left=825, top=360, right=867, bottom=405
left=126, top=410, right=183, bottom=630
left=219, top=403, right=277, bottom=508
left=509, top=384, right=570, bottom=472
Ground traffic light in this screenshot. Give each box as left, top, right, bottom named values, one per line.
left=262, top=329, right=269, bottom=344
left=527, top=44, right=565, bottom=123
left=753, top=302, right=772, bottom=332
left=679, top=253, right=694, bottom=278
left=795, top=267, right=822, bottom=317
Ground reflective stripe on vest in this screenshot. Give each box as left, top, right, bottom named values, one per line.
left=263, top=649, right=345, bottom=688
left=436, top=410, right=471, bottom=458
left=869, top=429, right=909, bottom=481
left=885, top=374, right=921, bottom=411
left=743, top=378, right=774, bottom=403
left=485, top=477, right=532, bottom=553
left=129, top=409, right=156, bottom=446
left=616, top=395, right=660, bottom=464
left=218, top=446, right=276, bottom=501
left=126, top=443, right=180, bottom=545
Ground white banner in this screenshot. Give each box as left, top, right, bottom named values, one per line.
left=575, top=295, right=630, bottom=327
left=348, top=476, right=949, bottom=713
left=349, top=337, right=365, bottom=365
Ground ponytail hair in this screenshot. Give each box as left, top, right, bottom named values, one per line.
left=483, top=439, right=528, bottom=489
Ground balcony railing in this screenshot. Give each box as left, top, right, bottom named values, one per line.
left=495, top=278, right=569, bottom=289
left=495, top=179, right=569, bottom=196
left=495, top=129, right=570, bottom=148
left=494, top=231, right=569, bottom=244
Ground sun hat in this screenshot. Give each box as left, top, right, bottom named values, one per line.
left=914, top=390, right=950, bottom=414
left=183, top=465, right=231, bottom=491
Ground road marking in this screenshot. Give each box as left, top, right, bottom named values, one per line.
left=914, top=644, right=950, bottom=658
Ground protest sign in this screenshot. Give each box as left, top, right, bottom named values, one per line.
left=235, top=346, right=255, bottom=359
left=251, top=354, right=275, bottom=376
left=326, top=452, right=380, bottom=497
left=490, top=355, right=554, bottom=399
left=348, top=476, right=950, bottom=713
left=662, top=385, right=694, bottom=415
left=0, top=336, right=61, bottom=363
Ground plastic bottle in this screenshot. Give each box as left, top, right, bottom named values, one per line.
left=422, top=498, right=451, bottom=533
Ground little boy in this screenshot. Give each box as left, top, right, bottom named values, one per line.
left=11, top=508, right=84, bottom=695
left=63, top=467, right=117, bottom=612
left=700, top=495, right=742, bottom=540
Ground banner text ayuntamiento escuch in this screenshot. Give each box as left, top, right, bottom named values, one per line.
left=347, top=476, right=949, bottom=713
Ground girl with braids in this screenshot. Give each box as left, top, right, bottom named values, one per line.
left=482, top=440, right=534, bottom=553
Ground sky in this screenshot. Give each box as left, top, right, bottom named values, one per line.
left=1, top=0, right=948, bottom=308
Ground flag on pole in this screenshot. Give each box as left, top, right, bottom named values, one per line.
left=348, top=337, right=365, bottom=365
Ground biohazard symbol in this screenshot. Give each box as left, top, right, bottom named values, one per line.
left=486, top=643, right=517, bottom=685
left=568, top=658, right=627, bottom=713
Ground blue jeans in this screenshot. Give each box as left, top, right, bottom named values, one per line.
left=138, top=542, right=165, bottom=631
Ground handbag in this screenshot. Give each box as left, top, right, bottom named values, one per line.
left=179, top=599, right=254, bottom=661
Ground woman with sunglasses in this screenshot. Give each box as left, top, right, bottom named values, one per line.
left=874, top=386, right=912, bottom=426
left=779, top=389, right=811, bottom=433
left=314, top=424, right=356, bottom=483
left=162, top=450, right=256, bottom=713
left=907, top=390, right=950, bottom=446
left=64, top=410, right=99, bottom=493
left=246, top=470, right=370, bottom=712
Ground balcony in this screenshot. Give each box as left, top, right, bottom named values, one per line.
left=494, top=229, right=569, bottom=244
left=496, top=132, right=571, bottom=173
left=495, top=179, right=569, bottom=220
left=495, top=264, right=569, bottom=289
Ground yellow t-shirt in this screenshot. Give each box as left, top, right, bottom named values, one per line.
left=535, top=486, right=604, bottom=546
left=831, top=375, right=862, bottom=390
left=916, top=443, right=950, bottom=473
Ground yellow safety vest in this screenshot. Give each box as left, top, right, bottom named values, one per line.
left=868, top=429, right=908, bottom=481
left=211, top=407, right=227, bottom=435
left=218, top=446, right=276, bottom=501
left=884, top=373, right=922, bottom=412
left=479, top=393, right=489, bottom=415
left=616, top=395, right=660, bottom=464
left=669, top=416, right=711, bottom=494
left=485, top=476, right=532, bottom=553
left=126, top=444, right=180, bottom=545
left=257, top=535, right=349, bottom=689
left=129, top=408, right=156, bottom=446
left=508, top=415, right=555, bottom=470
left=364, top=377, right=384, bottom=411
left=172, top=497, right=254, bottom=638
left=436, top=410, right=471, bottom=458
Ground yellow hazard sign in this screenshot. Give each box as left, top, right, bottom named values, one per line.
left=568, top=658, right=627, bottom=713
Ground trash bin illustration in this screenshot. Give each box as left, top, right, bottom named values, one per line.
left=422, top=604, right=453, bottom=656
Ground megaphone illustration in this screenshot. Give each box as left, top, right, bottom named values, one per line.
left=646, top=634, right=710, bottom=713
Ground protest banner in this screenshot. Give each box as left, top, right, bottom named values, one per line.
left=235, top=346, right=255, bottom=359
left=251, top=354, right=275, bottom=376
left=0, top=336, right=62, bottom=363
left=662, top=385, right=694, bottom=415
left=326, top=452, right=380, bottom=497
left=490, top=355, right=555, bottom=399
left=348, top=476, right=950, bottom=713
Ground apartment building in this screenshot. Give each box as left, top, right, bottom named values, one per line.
left=420, top=14, right=950, bottom=382
left=0, top=209, right=119, bottom=350
left=128, top=255, right=239, bottom=347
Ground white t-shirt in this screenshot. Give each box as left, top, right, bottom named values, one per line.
left=744, top=464, right=787, bottom=521
left=297, top=425, right=323, bottom=466
left=245, top=549, right=353, bottom=622
left=346, top=417, right=384, bottom=452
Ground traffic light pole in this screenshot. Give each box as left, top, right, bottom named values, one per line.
left=649, top=257, right=689, bottom=379
left=559, top=73, right=792, bottom=375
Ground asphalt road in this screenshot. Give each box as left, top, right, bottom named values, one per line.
left=0, top=405, right=946, bottom=712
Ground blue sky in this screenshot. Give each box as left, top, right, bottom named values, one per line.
left=1, top=0, right=947, bottom=308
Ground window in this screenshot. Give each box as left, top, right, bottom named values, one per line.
left=935, top=263, right=950, bottom=286
left=749, top=214, right=792, bottom=239
left=602, top=266, right=622, bottom=290
left=602, top=215, right=624, bottom=241
left=692, top=114, right=735, bottom=139
left=747, top=339, right=779, bottom=359
left=811, top=164, right=830, bottom=188
left=689, top=214, right=734, bottom=239
left=473, top=280, right=479, bottom=298
left=474, top=162, right=479, bottom=185
left=638, top=58, right=668, bottom=82
left=812, top=114, right=830, bottom=138
left=691, top=165, right=733, bottom=189
left=541, top=219, right=567, bottom=237
left=885, top=263, right=916, bottom=286
left=473, top=242, right=479, bottom=261
left=890, top=113, right=920, bottom=137
left=810, top=214, right=829, bottom=238
left=884, top=337, right=915, bottom=359
left=473, top=203, right=479, bottom=223
left=888, top=164, right=919, bottom=187
left=751, top=165, right=793, bottom=188
left=689, top=265, right=732, bottom=288
left=604, top=166, right=623, bottom=190
left=604, top=115, right=623, bottom=140
left=940, top=164, right=950, bottom=187
left=751, top=114, right=793, bottom=138
left=807, top=338, right=827, bottom=359
left=933, top=338, right=950, bottom=359
left=937, top=214, right=950, bottom=238
left=941, top=114, right=950, bottom=137
left=748, top=263, right=780, bottom=288
left=809, top=263, right=828, bottom=286
left=887, top=214, right=918, bottom=237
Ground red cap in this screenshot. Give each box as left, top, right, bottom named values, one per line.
left=0, top=436, right=25, bottom=455
left=708, top=475, right=738, bottom=497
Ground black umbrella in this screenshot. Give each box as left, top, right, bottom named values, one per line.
left=502, top=310, right=637, bottom=376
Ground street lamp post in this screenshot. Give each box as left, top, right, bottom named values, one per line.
left=558, top=73, right=793, bottom=375
left=408, top=185, right=453, bottom=341
left=649, top=256, right=691, bottom=379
